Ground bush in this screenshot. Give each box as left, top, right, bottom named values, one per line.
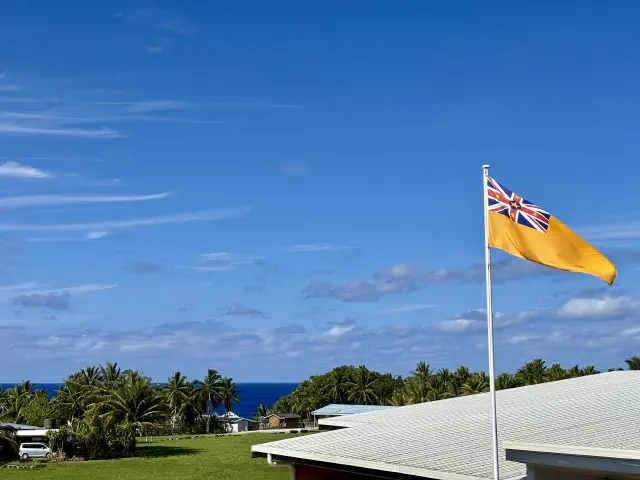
left=48, top=420, right=137, bottom=460
left=0, top=432, right=18, bottom=462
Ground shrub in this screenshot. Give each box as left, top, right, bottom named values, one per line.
left=0, top=431, right=18, bottom=462
left=48, top=420, right=137, bottom=460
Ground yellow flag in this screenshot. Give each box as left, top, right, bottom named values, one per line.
left=486, top=175, right=617, bottom=285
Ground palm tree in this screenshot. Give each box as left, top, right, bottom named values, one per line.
left=427, top=373, right=455, bottom=401
left=16, top=381, right=36, bottom=396
left=95, top=372, right=167, bottom=427
left=389, top=390, right=407, bottom=406
left=326, top=369, right=348, bottom=404
left=195, top=369, right=223, bottom=434
left=220, top=378, right=241, bottom=414
left=177, top=382, right=201, bottom=429
left=74, top=366, right=102, bottom=386
left=52, top=382, right=87, bottom=422
left=347, top=367, right=379, bottom=405
left=272, top=395, right=293, bottom=414
left=581, top=365, right=600, bottom=376
left=0, top=383, right=34, bottom=423
left=405, top=375, right=429, bottom=404
left=403, top=361, right=433, bottom=404
left=545, top=363, right=568, bottom=382
left=454, top=366, right=470, bottom=382
left=461, top=374, right=489, bottom=395
left=255, top=403, right=268, bottom=418
left=413, top=362, right=432, bottom=380
left=626, top=356, right=640, bottom=370
left=496, top=373, right=519, bottom=390
left=100, top=362, right=123, bottom=386
left=568, top=365, right=582, bottom=377
left=516, top=359, right=547, bottom=385
left=166, top=372, right=191, bottom=432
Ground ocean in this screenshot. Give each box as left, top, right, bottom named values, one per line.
left=0, top=382, right=298, bottom=420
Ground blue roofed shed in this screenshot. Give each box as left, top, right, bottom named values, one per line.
left=311, top=404, right=397, bottom=427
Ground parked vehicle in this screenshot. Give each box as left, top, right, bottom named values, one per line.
left=19, top=442, right=51, bottom=459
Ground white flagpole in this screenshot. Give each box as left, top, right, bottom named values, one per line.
left=483, top=164, right=500, bottom=480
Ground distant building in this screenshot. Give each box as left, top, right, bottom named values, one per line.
left=266, top=414, right=301, bottom=429
left=254, top=371, right=640, bottom=479
left=0, top=422, right=58, bottom=444
left=216, top=412, right=258, bottom=433
left=311, top=404, right=396, bottom=427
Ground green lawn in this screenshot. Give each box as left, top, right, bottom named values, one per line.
left=0, top=434, right=301, bottom=479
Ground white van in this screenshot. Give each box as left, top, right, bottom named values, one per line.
left=19, top=442, right=51, bottom=459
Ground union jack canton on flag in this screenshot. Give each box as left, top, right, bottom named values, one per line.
left=487, top=176, right=551, bottom=233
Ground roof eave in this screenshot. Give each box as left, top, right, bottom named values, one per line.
left=252, top=445, right=487, bottom=480
left=505, top=441, right=640, bottom=477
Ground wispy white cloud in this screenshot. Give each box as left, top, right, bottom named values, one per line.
left=30, top=284, right=118, bottom=295
left=0, top=95, right=240, bottom=139
left=145, top=45, right=167, bottom=54
left=224, top=303, right=264, bottom=316
left=200, top=252, right=257, bottom=265
left=436, top=318, right=483, bottom=333
left=2, top=111, right=222, bottom=125
left=0, top=156, right=105, bottom=163
left=182, top=252, right=260, bottom=273
left=0, top=124, right=124, bottom=138
left=0, top=207, right=250, bottom=232
left=12, top=284, right=117, bottom=310
left=0, top=283, right=40, bottom=294
left=0, top=84, right=24, bottom=92
left=119, top=8, right=191, bottom=54
left=621, top=326, right=640, bottom=337
left=181, top=265, right=236, bottom=272
left=326, top=324, right=356, bottom=338
left=580, top=221, right=640, bottom=241
left=505, top=334, right=541, bottom=345
left=0, top=283, right=116, bottom=307
left=377, top=304, right=436, bottom=314
left=289, top=243, right=356, bottom=252
left=27, top=231, right=110, bottom=243
left=157, top=20, right=191, bottom=34
left=207, top=102, right=303, bottom=109
left=87, top=100, right=191, bottom=112
left=557, top=295, right=640, bottom=318
left=0, top=192, right=170, bottom=210
left=0, top=161, right=49, bottom=178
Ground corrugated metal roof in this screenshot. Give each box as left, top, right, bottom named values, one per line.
left=253, top=371, right=640, bottom=480
left=268, top=413, right=300, bottom=419
left=0, top=422, right=40, bottom=430
left=311, top=404, right=397, bottom=416
left=216, top=412, right=256, bottom=423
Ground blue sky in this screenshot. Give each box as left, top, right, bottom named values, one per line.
left=1, top=1, right=640, bottom=382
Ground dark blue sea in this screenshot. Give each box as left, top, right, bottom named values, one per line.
left=0, top=383, right=298, bottom=420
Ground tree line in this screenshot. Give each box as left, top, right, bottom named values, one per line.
left=0, top=363, right=241, bottom=460
left=270, top=356, right=640, bottom=417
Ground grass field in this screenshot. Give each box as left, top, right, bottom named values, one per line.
left=0, top=434, right=300, bottom=479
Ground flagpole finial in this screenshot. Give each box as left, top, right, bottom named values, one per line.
left=483, top=164, right=491, bottom=170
